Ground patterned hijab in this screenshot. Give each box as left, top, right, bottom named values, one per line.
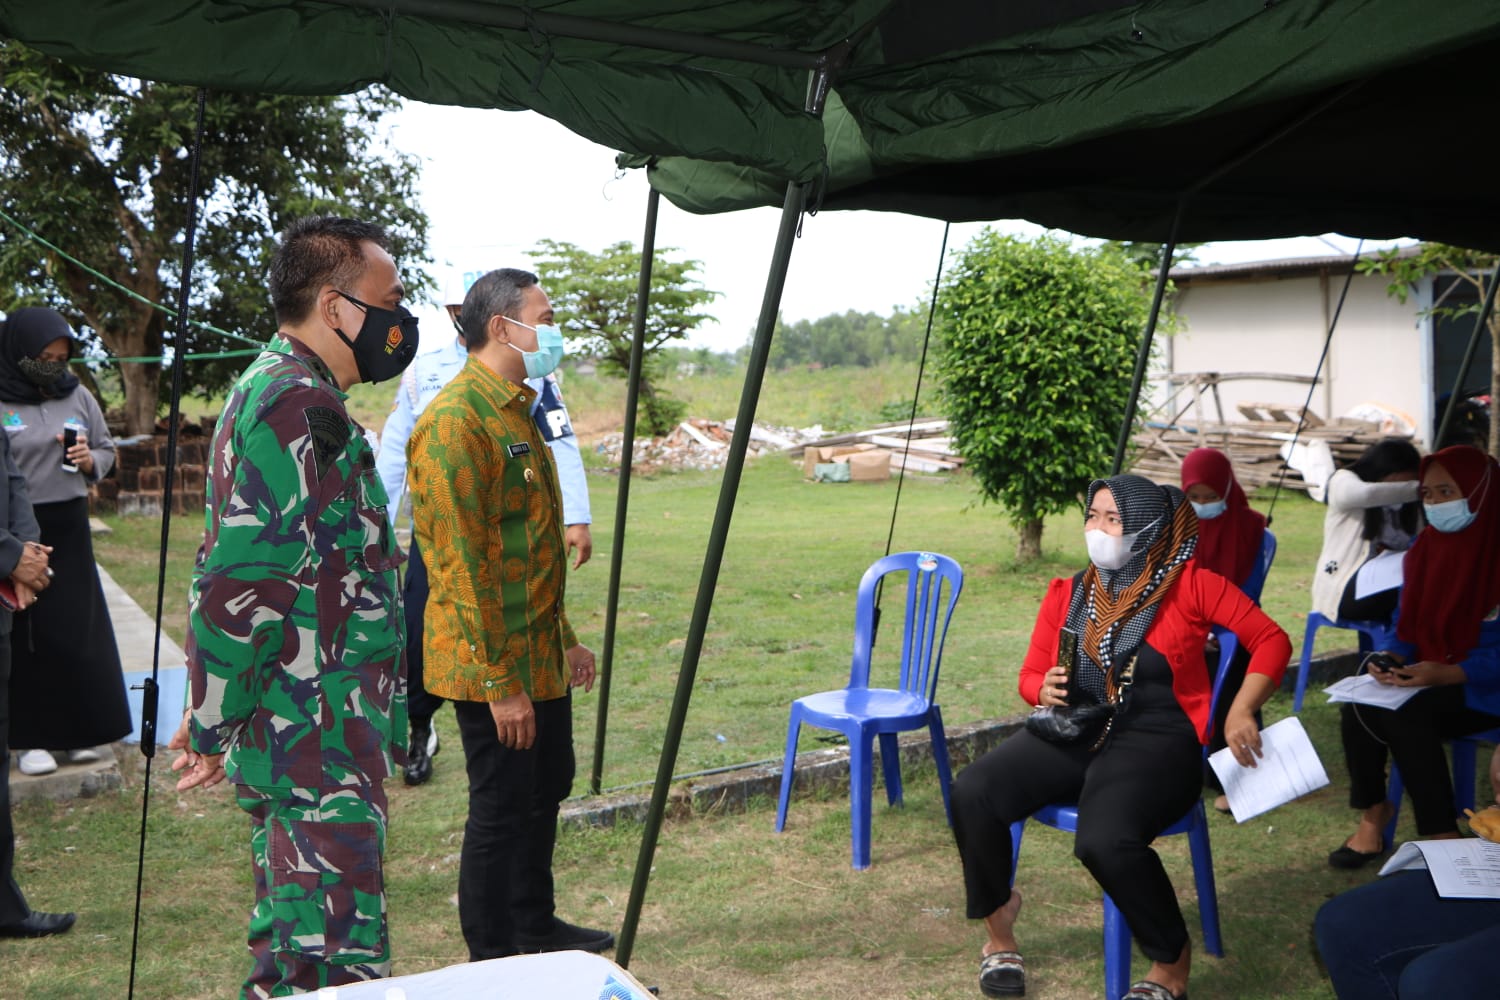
left=1066, top=474, right=1200, bottom=703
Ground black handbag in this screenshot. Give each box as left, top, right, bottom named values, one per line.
left=1024, top=652, right=1137, bottom=751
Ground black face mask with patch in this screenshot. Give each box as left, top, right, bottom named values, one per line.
left=333, top=291, right=420, bottom=385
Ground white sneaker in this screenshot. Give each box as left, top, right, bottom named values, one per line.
left=66, top=748, right=103, bottom=764
left=18, top=750, right=58, bottom=776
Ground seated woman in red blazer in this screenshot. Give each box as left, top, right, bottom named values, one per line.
left=953, top=474, right=1291, bottom=1000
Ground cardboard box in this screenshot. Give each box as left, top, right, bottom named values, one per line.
left=845, top=449, right=892, bottom=481
left=802, top=443, right=878, bottom=478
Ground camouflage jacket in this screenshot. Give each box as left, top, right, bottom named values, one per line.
left=409, top=356, right=577, bottom=702
left=186, top=334, right=407, bottom=788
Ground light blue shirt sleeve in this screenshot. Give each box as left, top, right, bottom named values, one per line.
left=376, top=370, right=418, bottom=530
left=526, top=375, right=592, bottom=526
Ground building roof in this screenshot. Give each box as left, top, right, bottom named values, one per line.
left=1167, top=245, right=1423, bottom=283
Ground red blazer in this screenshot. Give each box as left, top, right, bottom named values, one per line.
left=1019, top=560, right=1292, bottom=744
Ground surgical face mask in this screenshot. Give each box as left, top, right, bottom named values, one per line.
left=333, top=291, right=419, bottom=385
left=1191, top=499, right=1227, bottom=520
left=504, top=316, right=566, bottom=379
left=1424, top=498, right=1477, bottom=534
left=1085, top=528, right=1139, bottom=571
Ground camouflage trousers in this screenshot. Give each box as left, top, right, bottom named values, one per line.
left=236, top=782, right=391, bottom=999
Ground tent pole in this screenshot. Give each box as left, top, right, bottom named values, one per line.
left=590, top=185, right=660, bottom=794
left=1110, top=214, right=1182, bottom=475
left=615, top=177, right=806, bottom=968
left=1435, top=264, right=1500, bottom=449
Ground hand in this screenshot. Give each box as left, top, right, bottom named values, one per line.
left=12, top=580, right=37, bottom=609
left=13, top=541, right=52, bottom=591
left=565, top=524, right=593, bottom=569
left=168, top=713, right=227, bottom=790
left=59, top=432, right=94, bottom=476
left=490, top=691, right=536, bottom=750
left=1037, top=666, right=1069, bottom=707
left=1384, top=660, right=1464, bottom=688
left=566, top=643, right=596, bottom=693
left=1224, top=709, right=1263, bottom=768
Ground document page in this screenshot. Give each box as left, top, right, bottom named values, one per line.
left=1209, top=716, right=1330, bottom=824
left=1378, top=839, right=1500, bottom=899
left=1354, top=549, right=1405, bottom=600
left=1323, top=673, right=1422, bottom=709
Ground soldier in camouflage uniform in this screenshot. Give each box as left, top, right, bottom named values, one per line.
left=169, top=217, right=418, bottom=998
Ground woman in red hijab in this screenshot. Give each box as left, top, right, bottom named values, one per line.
left=1330, top=445, right=1500, bottom=868
left=1181, top=448, right=1269, bottom=808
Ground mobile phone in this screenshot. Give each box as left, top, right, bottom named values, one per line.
left=1366, top=652, right=1401, bottom=674
left=1057, top=627, right=1079, bottom=679
left=61, top=425, right=79, bottom=472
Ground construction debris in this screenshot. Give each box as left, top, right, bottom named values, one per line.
left=592, top=419, right=818, bottom=474
left=794, top=419, right=963, bottom=480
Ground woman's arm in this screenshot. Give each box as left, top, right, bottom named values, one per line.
left=1018, top=577, right=1071, bottom=706
left=1326, top=470, right=1419, bottom=511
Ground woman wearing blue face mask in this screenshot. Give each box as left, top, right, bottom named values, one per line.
left=1181, top=448, right=1268, bottom=810
left=1330, top=445, right=1500, bottom=869
left=952, top=475, right=1290, bottom=1000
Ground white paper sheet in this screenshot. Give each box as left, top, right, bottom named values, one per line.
left=1354, top=549, right=1406, bottom=600
left=326, top=951, right=656, bottom=999
left=1209, top=716, right=1330, bottom=823
left=1323, top=673, right=1423, bottom=709
left=1378, top=839, right=1500, bottom=899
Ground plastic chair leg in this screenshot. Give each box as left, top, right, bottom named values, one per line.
left=849, top=734, right=875, bottom=870
left=1187, top=803, right=1224, bottom=956
left=1102, top=893, right=1132, bottom=1000
left=1295, top=616, right=1321, bottom=713
left=928, top=707, right=954, bottom=826
left=1008, top=820, right=1025, bottom=888
left=775, top=711, right=801, bottom=832
left=879, top=731, right=903, bottom=808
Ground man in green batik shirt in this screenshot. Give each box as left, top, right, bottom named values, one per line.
left=169, top=216, right=418, bottom=998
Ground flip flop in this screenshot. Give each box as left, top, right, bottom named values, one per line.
left=1122, top=980, right=1187, bottom=1000
left=979, top=950, right=1025, bottom=998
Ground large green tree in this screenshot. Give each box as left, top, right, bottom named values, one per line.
left=1358, top=243, right=1500, bottom=454
left=935, top=230, right=1162, bottom=561
left=528, top=239, right=718, bottom=436
left=768, top=307, right=927, bottom=369
left=0, top=40, right=430, bottom=434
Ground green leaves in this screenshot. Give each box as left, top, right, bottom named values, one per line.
left=934, top=230, right=1163, bottom=559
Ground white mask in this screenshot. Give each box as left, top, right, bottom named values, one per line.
left=1086, top=529, right=1136, bottom=570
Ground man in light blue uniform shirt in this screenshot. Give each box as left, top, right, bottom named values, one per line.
left=377, top=308, right=593, bottom=785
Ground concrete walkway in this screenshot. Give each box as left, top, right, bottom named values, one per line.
left=8, top=540, right=186, bottom=804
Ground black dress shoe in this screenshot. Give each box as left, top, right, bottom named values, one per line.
left=404, top=724, right=433, bottom=786
left=0, top=911, right=77, bottom=938
left=515, top=918, right=615, bottom=954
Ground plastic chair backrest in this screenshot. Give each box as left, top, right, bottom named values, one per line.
left=847, top=551, right=963, bottom=704
left=1206, top=529, right=1277, bottom=743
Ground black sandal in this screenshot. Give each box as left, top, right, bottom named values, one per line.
left=1328, top=838, right=1385, bottom=869
left=979, top=950, right=1025, bottom=997
left=1123, top=980, right=1187, bottom=1000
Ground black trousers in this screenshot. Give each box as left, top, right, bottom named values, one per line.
left=1342, top=688, right=1500, bottom=835
left=1, top=631, right=32, bottom=924
left=454, top=692, right=575, bottom=961
left=953, top=711, right=1202, bottom=963
left=402, top=540, right=445, bottom=727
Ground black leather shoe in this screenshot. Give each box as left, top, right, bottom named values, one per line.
left=0, top=911, right=77, bottom=938
left=515, top=918, right=615, bottom=954
left=404, top=724, right=433, bottom=786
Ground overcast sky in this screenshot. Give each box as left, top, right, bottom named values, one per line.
left=388, top=103, right=1407, bottom=354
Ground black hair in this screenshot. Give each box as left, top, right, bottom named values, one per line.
left=268, top=217, right=389, bottom=325
left=1349, top=437, right=1422, bottom=540
left=458, top=268, right=539, bottom=351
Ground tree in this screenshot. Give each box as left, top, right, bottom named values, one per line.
left=1102, top=240, right=1204, bottom=271
left=0, top=40, right=430, bottom=435
left=1358, top=243, right=1500, bottom=454
left=767, top=308, right=928, bottom=370
left=935, top=230, right=1164, bottom=561
left=528, top=239, right=718, bottom=436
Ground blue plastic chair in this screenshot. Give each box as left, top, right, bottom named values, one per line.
left=1384, top=727, right=1500, bottom=847
left=1294, top=612, right=1398, bottom=712
left=775, top=551, right=963, bottom=870
left=1007, top=531, right=1275, bottom=1000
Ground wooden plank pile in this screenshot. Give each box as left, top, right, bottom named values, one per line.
left=1128, top=411, right=1404, bottom=491
left=792, top=418, right=964, bottom=477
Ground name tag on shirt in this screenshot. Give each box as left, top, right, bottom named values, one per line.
left=508, top=442, right=532, bottom=458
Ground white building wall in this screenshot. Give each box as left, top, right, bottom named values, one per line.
left=1161, top=271, right=1430, bottom=444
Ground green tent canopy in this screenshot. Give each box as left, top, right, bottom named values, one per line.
left=5, top=0, right=1500, bottom=246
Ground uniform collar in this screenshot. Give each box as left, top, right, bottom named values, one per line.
left=463, top=354, right=534, bottom=409
left=271, top=333, right=345, bottom=396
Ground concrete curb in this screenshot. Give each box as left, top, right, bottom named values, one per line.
left=559, top=649, right=1362, bottom=831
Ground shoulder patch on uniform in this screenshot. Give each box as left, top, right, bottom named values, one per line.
left=508, top=442, right=532, bottom=458
left=304, top=406, right=348, bottom=481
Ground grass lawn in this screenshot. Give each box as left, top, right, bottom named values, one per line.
left=1, top=376, right=1439, bottom=998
